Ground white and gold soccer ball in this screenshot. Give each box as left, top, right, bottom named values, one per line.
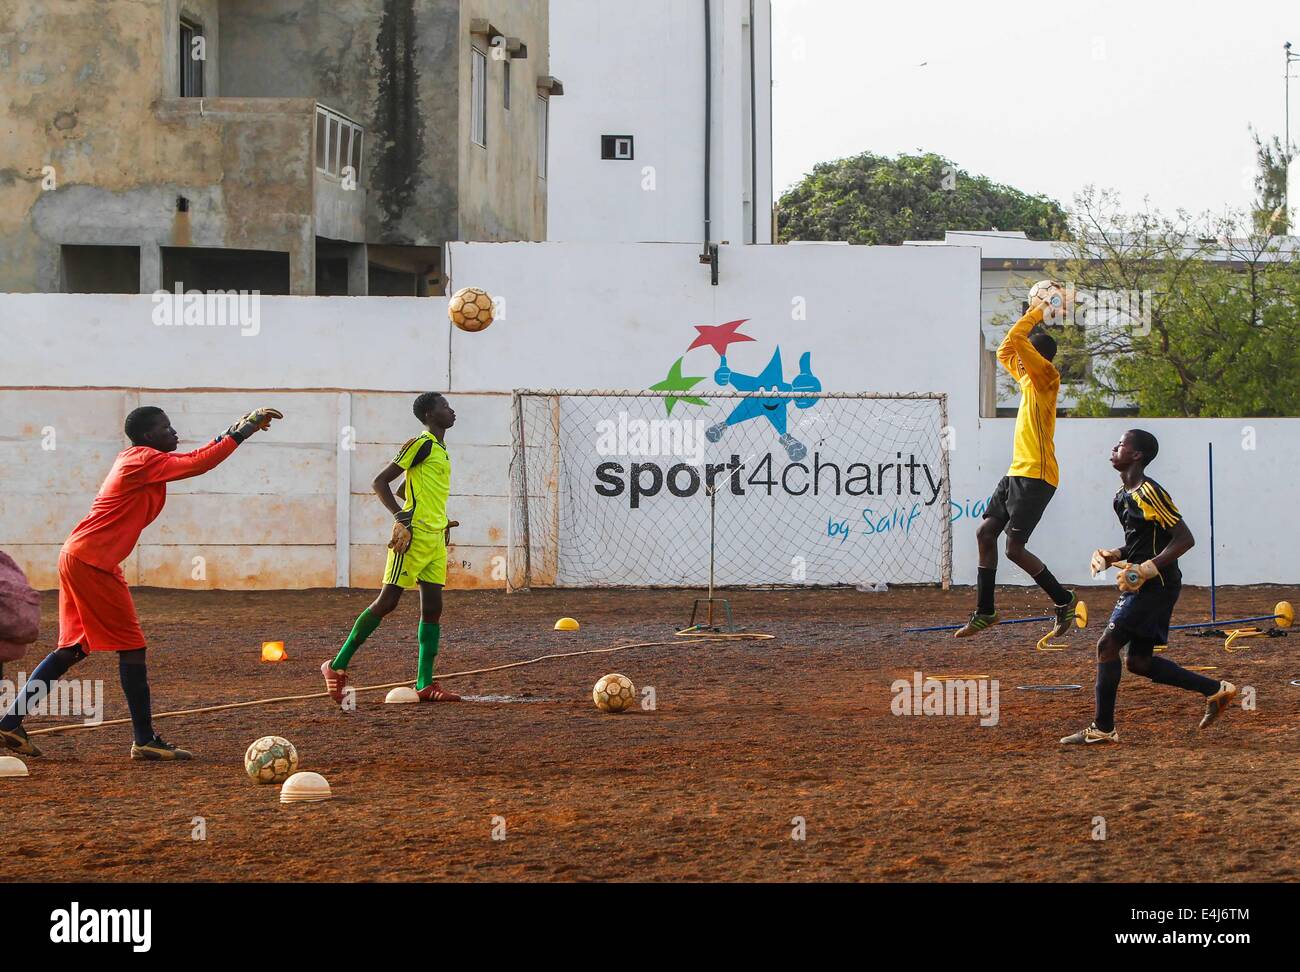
left=1027, top=280, right=1073, bottom=320
left=448, top=287, right=495, bottom=333
left=592, top=673, right=637, bottom=713
left=244, top=735, right=299, bottom=785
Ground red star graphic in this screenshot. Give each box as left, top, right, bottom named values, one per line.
left=688, top=319, right=755, bottom=357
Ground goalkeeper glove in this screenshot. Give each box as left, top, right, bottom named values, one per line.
left=225, top=408, right=284, bottom=444
left=389, top=510, right=414, bottom=554
left=1115, top=560, right=1161, bottom=593
left=1090, top=548, right=1124, bottom=577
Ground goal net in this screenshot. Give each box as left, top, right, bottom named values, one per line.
left=508, top=390, right=952, bottom=590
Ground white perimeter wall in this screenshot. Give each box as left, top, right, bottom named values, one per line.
left=2, top=240, right=1297, bottom=589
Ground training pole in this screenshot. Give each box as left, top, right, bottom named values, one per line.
left=1208, top=442, right=1217, bottom=622
left=708, top=485, right=716, bottom=626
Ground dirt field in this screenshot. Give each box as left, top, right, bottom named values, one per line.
left=2, top=584, right=1296, bottom=883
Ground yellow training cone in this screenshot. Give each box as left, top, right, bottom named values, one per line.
left=554, top=617, right=580, bottom=632
left=261, top=641, right=288, bottom=663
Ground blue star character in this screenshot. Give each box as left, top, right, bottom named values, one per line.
left=705, top=349, right=821, bottom=461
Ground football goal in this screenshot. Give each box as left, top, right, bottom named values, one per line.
left=508, top=390, right=952, bottom=590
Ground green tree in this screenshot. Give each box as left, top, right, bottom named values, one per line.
left=1250, top=127, right=1291, bottom=236
left=776, top=151, right=1068, bottom=245
left=1048, top=188, right=1300, bottom=417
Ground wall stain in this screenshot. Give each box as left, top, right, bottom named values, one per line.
left=371, top=0, right=424, bottom=241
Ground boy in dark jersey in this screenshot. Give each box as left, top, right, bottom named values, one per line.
left=1061, top=430, right=1238, bottom=745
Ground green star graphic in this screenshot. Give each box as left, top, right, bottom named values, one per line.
left=650, top=357, right=707, bottom=416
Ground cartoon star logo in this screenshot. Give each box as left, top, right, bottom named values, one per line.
left=650, top=357, right=707, bottom=416
left=688, top=319, right=756, bottom=357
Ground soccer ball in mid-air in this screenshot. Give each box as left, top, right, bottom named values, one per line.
left=592, top=673, right=637, bottom=713
left=1027, top=280, right=1073, bottom=320
left=448, top=287, right=495, bottom=332
left=244, top=735, right=299, bottom=784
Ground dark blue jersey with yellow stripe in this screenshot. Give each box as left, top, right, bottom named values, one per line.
left=1114, top=477, right=1183, bottom=586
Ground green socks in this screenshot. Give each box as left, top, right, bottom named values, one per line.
left=417, top=622, right=440, bottom=690
left=333, top=611, right=440, bottom=689
left=332, top=608, right=381, bottom=671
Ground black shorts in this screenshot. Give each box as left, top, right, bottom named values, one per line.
left=1107, top=581, right=1181, bottom=645
left=983, top=475, right=1056, bottom=541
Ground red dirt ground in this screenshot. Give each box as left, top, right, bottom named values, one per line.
left=1, top=584, right=1296, bottom=882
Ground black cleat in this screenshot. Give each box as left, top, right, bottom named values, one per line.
left=130, top=735, right=193, bottom=761
left=0, top=725, right=43, bottom=757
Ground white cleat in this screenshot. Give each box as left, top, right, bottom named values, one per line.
left=1199, top=681, right=1239, bottom=730
left=1060, top=723, right=1119, bottom=745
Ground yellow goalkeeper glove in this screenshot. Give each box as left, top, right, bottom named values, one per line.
left=388, top=510, right=414, bottom=554
left=226, top=408, right=284, bottom=443
left=1115, top=560, right=1161, bottom=593
left=1090, top=548, right=1124, bottom=577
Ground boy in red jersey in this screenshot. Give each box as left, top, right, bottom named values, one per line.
left=0, top=405, right=282, bottom=761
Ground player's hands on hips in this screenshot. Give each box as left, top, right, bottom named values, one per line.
left=389, top=510, right=414, bottom=554
left=1114, top=559, right=1160, bottom=593
left=227, top=408, right=284, bottom=443
left=1090, top=548, right=1123, bottom=577
left=444, top=520, right=460, bottom=547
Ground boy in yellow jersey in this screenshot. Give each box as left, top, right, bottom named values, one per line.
left=321, top=393, right=462, bottom=705
left=956, top=289, right=1078, bottom=638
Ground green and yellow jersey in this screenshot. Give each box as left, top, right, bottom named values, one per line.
left=997, top=304, right=1060, bottom=487
left=394, top=432, right=451, bottom=533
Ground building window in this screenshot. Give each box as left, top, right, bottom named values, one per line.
left=179, top=18, right=205, bottom=97
left=503, top=59, right=511, bottom=110
left=316, top=105, right=364, bottom=181
left=471, top=47, right=488, bottom=147
left=601, top=135, right=635, bottom=160
left=537, top=96, right=549, bottom=179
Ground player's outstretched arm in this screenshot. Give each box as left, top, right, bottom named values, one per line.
left=145, top=408, right=284, bottom=484
left=996, top=304, right=1044, bottom=379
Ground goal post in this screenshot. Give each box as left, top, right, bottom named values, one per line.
left=508, top=390, right=952, bottom=591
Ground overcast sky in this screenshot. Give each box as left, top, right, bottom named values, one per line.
left=771, top=0, right=1297, bottom=218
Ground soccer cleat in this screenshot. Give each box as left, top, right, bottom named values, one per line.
left=321, top=660, right=349, bottom=705
left=130, top=736, right=193, bottom=761
left=417, top=682, right=462, bottom=703
left=1047, top=592, right=1079, bottom=639
left=0, top=725, right=43, bottom=757
left=1059, top=723, right=1120, bottom=745
left=954, top=612, right=998, bottom=638
left=1199, top=681, right=1239, bottom=730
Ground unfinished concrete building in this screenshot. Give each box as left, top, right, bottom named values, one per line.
left=0, top=0, right=560, bottom=296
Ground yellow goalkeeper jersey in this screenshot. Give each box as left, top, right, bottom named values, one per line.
left=997, top=305, right=1060, bottom=487
left=393, top=432, right=451, bottom=532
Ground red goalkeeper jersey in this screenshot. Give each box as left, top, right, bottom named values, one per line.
left=62, top=437, right=239, bottom=569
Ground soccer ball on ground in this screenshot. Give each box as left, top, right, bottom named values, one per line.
left=592, top=673, right=636, bottom=713
left=244, top=735, right=299, bottom=784
left=448, top=287, right=495, bottom=332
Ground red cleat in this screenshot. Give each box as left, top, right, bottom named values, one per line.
left=417, top=682, right=461, bottom=702
left=321, top=660, right=349, bottom=705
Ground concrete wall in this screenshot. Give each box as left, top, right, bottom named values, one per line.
left=456, top=1, right=550, bottom=242
left=547, top=0, right=773, bottom=245
left=0, top=0, right=549, bottom=295
left=2, top=241, right=1297, bottom=591
left=0, top=1, right=320, bottom=294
